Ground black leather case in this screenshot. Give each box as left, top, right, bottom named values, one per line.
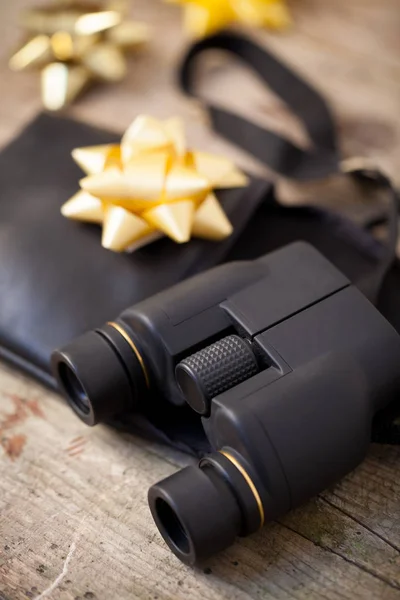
left=0, top=113, right=270, bottom=387
left=1, top=113, right=398, bottom=451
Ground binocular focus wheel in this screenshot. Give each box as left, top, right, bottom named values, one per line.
left=175, top=334, right=259, bottom=415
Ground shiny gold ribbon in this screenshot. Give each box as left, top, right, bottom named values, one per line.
left=61, top=114, right=249, bottom=251
left=166, top=0, right=291, bottom=38
left=9, top=1, right=149, bottom=111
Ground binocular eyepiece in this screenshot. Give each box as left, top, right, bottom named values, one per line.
left=149, top=450, right=265, bottom=564
left=52, top=322, right=149, bottom=426
left=51, top=242, right=400, bottom=565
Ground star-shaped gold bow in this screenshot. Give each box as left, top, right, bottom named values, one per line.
left=9, top=1, right=149, bottom=110
left=61, top=115, right=248, bottom=251
left=167, top=0, right=291, bottom=38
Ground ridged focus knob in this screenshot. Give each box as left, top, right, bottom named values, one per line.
left=176, top=335, right=259, bottom=415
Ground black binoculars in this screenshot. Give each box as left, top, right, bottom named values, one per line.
left=52, top=242, right=400, bottom=565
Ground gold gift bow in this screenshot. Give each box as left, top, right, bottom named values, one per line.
left=61, top=115, right=249, bottom=251
left=166, top=0, right=291, bottom=38
left=9, top=0, right=149, bottom=111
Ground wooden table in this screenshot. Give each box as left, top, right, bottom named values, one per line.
left=1, top=1, right=400, bottom=598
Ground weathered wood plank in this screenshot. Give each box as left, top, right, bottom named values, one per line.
left=281, top=496, right=400, bottom=589
left=323, top=444, right=400, bottom=550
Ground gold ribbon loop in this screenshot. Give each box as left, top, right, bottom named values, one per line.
left=9, top=1, right=150, bottom=110
left=61, top=114, right=248, bottom=252
left=167, top=0, right=291, bottom=38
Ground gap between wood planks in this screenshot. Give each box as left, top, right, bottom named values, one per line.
left=279, top=516, right=400, bottom=592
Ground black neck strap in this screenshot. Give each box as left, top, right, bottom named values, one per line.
left=180, top=31, right=340, bottom=180
left=179, top=31, right=399, bottom=305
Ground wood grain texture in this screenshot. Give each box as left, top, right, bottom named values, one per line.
left=0, top=1, right=400, bottom=598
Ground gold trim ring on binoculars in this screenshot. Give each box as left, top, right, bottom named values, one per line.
left=107, top=322, right=151, bottom=389
left=219, top=450, right=265, bottom=528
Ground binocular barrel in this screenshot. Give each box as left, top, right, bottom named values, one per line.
left=149, top=352, right=375, bottom=564
left=51, top=242, right=400, bottom=564
left=52, top=253, right=269, bottom=424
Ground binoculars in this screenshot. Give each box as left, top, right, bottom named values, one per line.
left=52, top=242, right=400, bottom=565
